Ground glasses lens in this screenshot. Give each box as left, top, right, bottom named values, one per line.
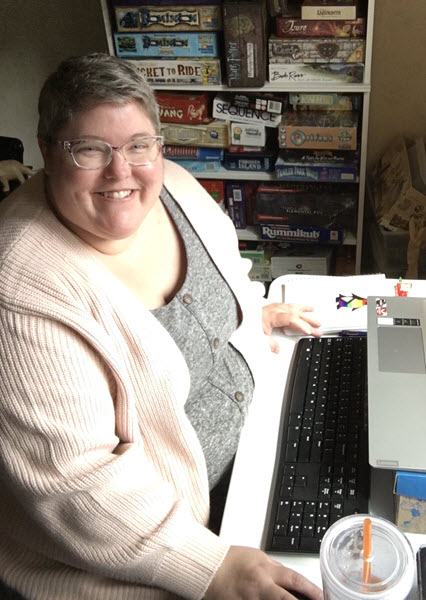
left=72, top=140, right=110, bottom=169
left=123, top=137, right=161, bottom=165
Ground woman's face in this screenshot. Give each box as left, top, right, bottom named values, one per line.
left=39, top=100, right=164, bottom=250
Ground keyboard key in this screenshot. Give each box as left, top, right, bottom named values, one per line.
left=276, top=500, right=291, bottom=522
left=285, top=441, right=298, bottom=462
left=274, top=523, right=288, bottom=536
left=272, top=536, right=300, bottom=552
left=298, top=537, right=321, bottom=553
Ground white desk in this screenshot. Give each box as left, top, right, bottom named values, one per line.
left=220, top=277, right=426, bottom=598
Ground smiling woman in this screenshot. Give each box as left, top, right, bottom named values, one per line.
left=39, top=99, right=166, bottom=252
left=0, top=53, right=322, bottom=600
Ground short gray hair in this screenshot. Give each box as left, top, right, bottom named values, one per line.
left=37, top=53, right=160, bottom=142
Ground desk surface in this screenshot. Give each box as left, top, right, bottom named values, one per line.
left=220, top=277, right=426, bottom=598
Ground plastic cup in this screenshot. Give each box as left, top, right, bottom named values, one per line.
left=320, top=514, right=415, bottom=599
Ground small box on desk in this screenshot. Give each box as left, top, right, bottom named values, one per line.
left=394, top=471, right=426, bottom=534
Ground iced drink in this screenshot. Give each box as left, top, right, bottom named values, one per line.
left=320, top=514, right=415, bottom=599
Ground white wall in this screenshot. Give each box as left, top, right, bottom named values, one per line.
left=367, top=0, right=426, bottom=169
left=0, top=0, right=107, bottom=170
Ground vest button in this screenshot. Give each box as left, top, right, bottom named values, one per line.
left=234, top=391, right=245, bottom=402
left=182, top=293, right=193, bottom=305
left=212, top=337, right=219, bottom=349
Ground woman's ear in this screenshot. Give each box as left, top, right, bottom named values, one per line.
left=38, top=137, right=50, bottom=174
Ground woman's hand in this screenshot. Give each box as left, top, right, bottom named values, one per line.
left=205, top=546, right=323, bottom=600
left=262, top=303, right=322, bottom=353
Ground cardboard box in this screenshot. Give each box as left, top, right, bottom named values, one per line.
left=256, top=182, right=357, bottom=230
left=269, top=63, right=364, bottom=84
left=268, top=35, right=365, bottom=64
left=114, top=31, right=219, bottom=58
left=274, top=155, right=358, bottom=182
left=130, top=58, right=221, bottom=85
left=169, top=159, right=222, bottom=173
left=156, top=91, right=211, bottom=124
left=224, top=148, right=277, bottom=172
left=271, top=244, right=333, bottom=277
left=370, top=136, right=426, bottom=278
left=288, top=92, right=361, bottom=111
left=160, top=119, right=230, bottom=147
left=112, top=0, right=222, bottom=5
left=198, top=179, right=225, bottom=207
left=239, top=242, right=276, bottom=282
left=260, top=224, right=343, bottom=244
left=163, top=145, right=223, bottom=160
left=366, top=219, right=426, bottom=279
left=278, top=110, right=358, bottom=150
left=394, top=471, right=426, bottom=534
left=301, top=0, right=358, bottom=21
left=226, top=182, right=247, bottom=229
left=223, top=0, right=268, bottom=87
left=231, top=122, right=266, bottom=147
left=275, top=16, right=365, bottom=38
left=232, top=92, right=288, bottom=115
left=115, top=5, right=222, bottom=32
left=212, top=94, right=282, bottom=127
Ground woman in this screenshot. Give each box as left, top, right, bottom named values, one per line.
left=0, top=54, right=322, bottom=600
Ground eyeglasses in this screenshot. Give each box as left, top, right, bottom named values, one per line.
left=57, top=136, right=164, bottom=170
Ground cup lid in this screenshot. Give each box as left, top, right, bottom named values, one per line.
left=320, top=514, right=415, bottom=599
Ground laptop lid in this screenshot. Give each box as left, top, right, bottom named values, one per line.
left=367, top=295, right=426, bottom=472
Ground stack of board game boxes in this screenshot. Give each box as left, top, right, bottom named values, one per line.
left=107, top=0, right=365, bottom=279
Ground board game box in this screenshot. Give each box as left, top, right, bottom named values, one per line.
left=212, top=94, right=282, bottom=127
left=269, top=62, right=364, bottom=83
left=160, top=119, right=230, bottom=147
left=222, top=0, right=268, bottom=87
left=275, top=16, right=365, bottom=37
left=156, top=91, right=212, bottom=124
left=130, top=58, right=221, bottom=84
left=268, top=35, right=365, bottom=63
left=114, top=32, right=219, bottom=58
left=115, top=5, right=222, bottom=32
left=260, top=224, right=344, bottom=244
left=278, top=110, right=358, bottom=149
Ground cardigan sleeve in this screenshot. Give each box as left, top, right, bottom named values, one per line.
left=0, top=308, right=229, bottom=599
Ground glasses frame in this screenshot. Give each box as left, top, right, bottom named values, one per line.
left=57, top=136, right=164, bottom=170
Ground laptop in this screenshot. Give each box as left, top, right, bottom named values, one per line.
left=367, top=295, right=426, bottom=472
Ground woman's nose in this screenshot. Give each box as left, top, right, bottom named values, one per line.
left=103, top=148, right=132, bottom=178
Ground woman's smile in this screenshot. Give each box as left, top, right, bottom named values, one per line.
left=98, top=189, right=134, bottom=200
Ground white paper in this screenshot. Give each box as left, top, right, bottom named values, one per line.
left=268, top=273, right=394, bottom=333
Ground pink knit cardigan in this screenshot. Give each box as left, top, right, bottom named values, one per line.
left=0, top=160, right=270, bottom=600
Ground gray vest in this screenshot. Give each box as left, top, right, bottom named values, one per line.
left=153, top=188, right=254, bottom=489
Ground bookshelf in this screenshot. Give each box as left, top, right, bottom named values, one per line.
left=100, top=0, right=375, bottom=275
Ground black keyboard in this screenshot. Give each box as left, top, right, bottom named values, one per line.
left=264, top=335, right=370, bottom=554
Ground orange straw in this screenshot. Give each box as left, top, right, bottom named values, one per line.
left=363, top=517, right=372, bottom=584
